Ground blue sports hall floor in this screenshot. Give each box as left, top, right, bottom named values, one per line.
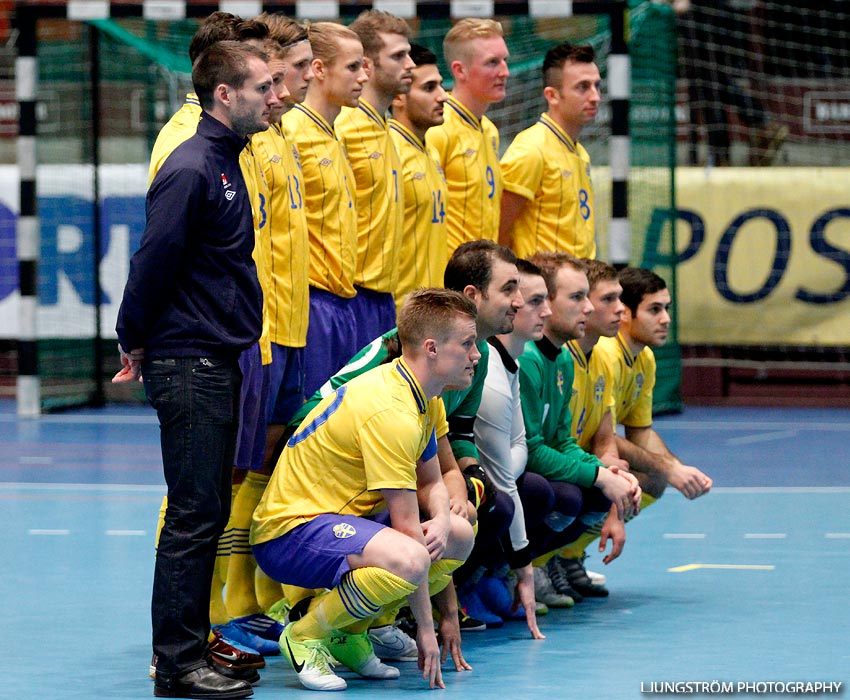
left=1, top=399, right=848, bottom=699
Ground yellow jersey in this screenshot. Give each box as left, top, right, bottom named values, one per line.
left=251, top=358, right=444, bottom=544
left=593, top=334, right=655, bottom=428
left=500, top=113, right=595, bottom=259
left=251, top=122, right=310, bottom=348
left=388, top=118, right=449, bottom=309
left=426, top=94, right=501, bottom=252
left=281, top=103, right=358, bottom=298
left=566, top=339, right=615, bottom=449
left=335, top=101, right=403, bottom=293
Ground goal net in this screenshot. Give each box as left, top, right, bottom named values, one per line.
left=675, top=1, right=850, bottom=404
left=6, top=1, right=679, bottom=411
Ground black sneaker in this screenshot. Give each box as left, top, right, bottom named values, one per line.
left=458, top=612, right=487, bottom=632
left=560, top=556, right=609, bottom=598
left=545, top=557, right=584, bottom=603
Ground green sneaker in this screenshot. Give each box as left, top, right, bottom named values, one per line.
left=280, top=626, right=346, bottom=691
left=325, top=631, right=400, bottom=680
left=265, top=597, right=291, bottom=625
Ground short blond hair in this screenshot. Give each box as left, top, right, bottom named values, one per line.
left=443, top=18, right=503, bottom=65
left=397, top=288, right=477, bottom=351
left=307, top=21, right=361, bottom=64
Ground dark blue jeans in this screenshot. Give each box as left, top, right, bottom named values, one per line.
left=144, top=356, right=241, bottom=678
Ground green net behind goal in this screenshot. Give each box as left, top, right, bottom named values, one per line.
left=25, top=2, right=679, bottom=411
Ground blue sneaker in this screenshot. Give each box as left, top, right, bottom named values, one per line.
left=458, top=586, right=503, bottom=629
left=477, top=575, right=526, bottom=620
left=216, top=614, right=284, bottom=656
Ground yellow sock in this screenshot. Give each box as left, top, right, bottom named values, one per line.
left=210, top=482, right=242, bottom=624
left=283, top=584, right=321, bottom=610
left=428, top=559, right=463, bottom=597
left=154, top=496, right=167, bottom=547
left=256, top=566, right=285, bottom=612
left=361, top=560, right=462, bottom=630
left=639, top=491, right=658, bottom=510
left=357, top=561, right=463, bottom=633
left=210, top=572, right=229, bottom=626
left=369, top=610, right=399, bottom=629
left=558, top=530, right=600, bottom=560
left=290, top=567, right=417, bottom=642
left=224, top=471, right=269, bottom=619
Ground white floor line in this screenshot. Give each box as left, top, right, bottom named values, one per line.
left=710, top=486, right=850, bottom=494
left=726, top=430, right=799, bottom=446
left=656, top=420, right=850, bottom=432
left=0, top=482, right=165, bottom=492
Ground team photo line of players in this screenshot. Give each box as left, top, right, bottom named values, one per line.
left=113, top=9, right=711, bottom=699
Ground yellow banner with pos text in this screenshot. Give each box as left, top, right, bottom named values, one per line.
left=673, top=168, right=850, bottom=345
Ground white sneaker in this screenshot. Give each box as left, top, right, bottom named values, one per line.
left=326, top=631, right=400, bottom=679
left=280, top=626, right=347, bottom=691
left=586, top=568, right=607, bottom=586
left=368, top=624, right=418, bottom=662
left=533, top=566, right=575, bottom=608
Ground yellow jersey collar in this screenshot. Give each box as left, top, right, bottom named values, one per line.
left=539, top=113, right=578, bottom=154
left=395, top=358, right=428, bottom=414
left=616, top=332, right=637, bottom=368
left=446, top=94, right=482, bottom=132
left=566, top=339, right=588, bottom=371
left=293, top=103, right=335, bottom=139
left=358, top=99, right=387, bottom=129
left=389, top=118, right=425, bottom=152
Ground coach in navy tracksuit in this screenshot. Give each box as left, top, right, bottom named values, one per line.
left=115, top=41, right=279, bottom=700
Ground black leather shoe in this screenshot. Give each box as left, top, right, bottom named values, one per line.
left=212, top=660, right=261, bottom=685
left=154, top=665, right=253, bottom=698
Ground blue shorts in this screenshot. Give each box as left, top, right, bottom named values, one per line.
left=234, top=343, right=270, bottom=471
left=350, top=287, right=396, bottom=351
left=266, top=344, right=305, bottom=425
left=253, top=514, right=385, bottom=589
left=303, top=288, right=359, bottom=401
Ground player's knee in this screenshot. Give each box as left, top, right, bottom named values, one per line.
left=644, top=471, right=667, bottom=499
left=382, top=538, right=431, bottom=583
left=446, top=514, right=475, bottom=561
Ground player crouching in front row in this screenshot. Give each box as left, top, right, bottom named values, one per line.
left=250, top=288, right=477, bottom=691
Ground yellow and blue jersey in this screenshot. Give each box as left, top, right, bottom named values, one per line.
left=594, top=334, right=655, bottom=429
left=281, top=103, right=358, bottom=298
left=335, top=101, right=403, bottom=294
left=147, top=93, right=202, bottom=186
left=567, top=339, right=615, bottom=449
left=388, top=118, right=449, bottom=309
left=500, top=112, right=595, bottom=259
left=251, top=358, right=443, bottom=544
left=426, top=94, right=502, bottom=252
left=251, top=122, right=310, bottom=348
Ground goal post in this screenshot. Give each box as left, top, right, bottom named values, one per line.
left=11, top=0, right=681, bottom=414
